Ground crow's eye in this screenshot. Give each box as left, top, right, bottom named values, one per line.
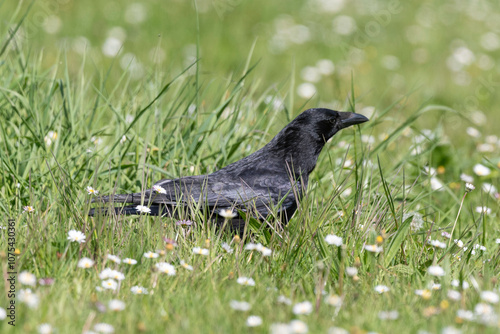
left=328, top=119, right=336, bottom=125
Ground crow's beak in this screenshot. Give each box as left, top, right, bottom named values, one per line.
left=339, top=112, right=369, bottom=128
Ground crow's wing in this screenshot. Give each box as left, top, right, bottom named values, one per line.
left=95, top=173, right=301, bottom=218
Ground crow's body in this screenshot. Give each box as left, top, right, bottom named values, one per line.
left=90, top=108, right=368, bottom=231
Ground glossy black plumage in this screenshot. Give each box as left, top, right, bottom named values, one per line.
left=90, top=108, right=368, bottom=231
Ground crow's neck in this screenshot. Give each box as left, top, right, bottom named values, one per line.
left=264, top=126, right=326, bottom=179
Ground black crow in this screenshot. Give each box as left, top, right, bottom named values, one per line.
left=90, top=108, right=368, bottom=231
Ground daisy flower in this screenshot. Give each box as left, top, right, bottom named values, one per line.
left=108, top=299, right=126, bottom=311
left=219, top=208, right=237, bottom=218
left=277, top=295, right=292, bottom=305
left=244, top=243, right=257, bottom=250
left=86, top=186, right=99, bottom=195
left=345, top=267, right=358, bottom=276
left=260, top=247, right=272, bottom=256
left=246, top=315, right=262, bottom=327
left=374, top=285, right=390, bottom=293
left=221, top=242, right=234, bottom=253
left=324, top=234, right=342, bottom=246
left=180, top=260, right=193, bottom=271
left=93, top=323, right=115, bottom=333
left=67, top=230, right=86, bottom=243
left=480, top=291, right=499, bottom=304
left=364, top=244, right=383, bottom=253
left=99, top=268, right=125, bottom=281
left=473, top=163, right=491, bottom=176
left=37, top=323, right=54, bottom=334
left=465, top=183, right=475, bottom=192
left=175, top=219, right=194, bottom=227
left=152, top=185, right=166, bottom=194
left=193, top=247, right=209, bottom=256
left=130, top=286, right=148, bottom=295
left=429, top=239, right=446, bottom=249
left=23, top=206, right=35, bottom=213
left=451, top=279, right=469, bottom=289
left=293, top=301, right=313, bottom=315
left=136, top=205, right=151, bottom=214
left=236, top=277, right=255, bottom=286
left=456, top=309, right=474, bottom=321
left=289, top=320, right=308, bottom=334
left=143, top=251, right=159, bottom=259
left=77, top=257, right=95, bottom=269
left=325, top=294, right=342, bottom=307
left=123, top=258, right=137, bottom=265
left=19, top=271, right=37, bottom=286
left=18, top=289, right=39, bottom=309
left=155, top=262, right=176, bottom=276
left=460, top=173, right=474, bottom=183
left=427, top=265, right=445, bottom=277
left=101, top=279, right=118, bottom=290
left=447, top=290, right=461, bottom=301
left=475, top=206, right=492, bottom=215
left=107, top=254, right=121, bottom=264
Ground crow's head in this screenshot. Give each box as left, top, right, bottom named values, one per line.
left=295, top=108, right=369, bottom=142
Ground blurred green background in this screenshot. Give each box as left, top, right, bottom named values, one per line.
left=2, top=0, right=499, bottom=135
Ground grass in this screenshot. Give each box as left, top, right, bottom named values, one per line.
left=1, top=1, right=500, bottom=333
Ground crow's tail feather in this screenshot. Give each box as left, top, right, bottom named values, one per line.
left=91, top=193, right=143, bottom=204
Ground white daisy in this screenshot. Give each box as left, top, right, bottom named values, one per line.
left=193, top=247, right=209, bottom=256
left=473, top=163, right=491, bottom=176
left=465, top=183, right=475, bottom=192
left=101, top=279, right=118, bottom=290
left=130, top=286, right=148, bottom=295
left=23, top=206, right=35, bottom=213
left=374, top=285, right=390, bottom=293
left=475, top=206, right=492, bottom=215
left=143, top=251, right=159, bottom=259
left=448, top=290, right=461, bottom=301
left=289, top=320, right=308, bottom=333
left=108, top=299, right=126, bottom=311
left=67, top=230, right=86, bottom=243
left=221, top=243, right=234, bottom=254
left=480, top=291, right=499, bottom=304
left=86, top=186, right=99, bottom=195
left=345, top=267, right=358, bottom=276
left=427, top=265, right=445, bottom=277
left=19, top=271, right=37, bottom=286
left=324, top=234, right=343, bottom=246
left=155, top=262, right=176, bottom=276
left=180, top=260, right=193, bottom=271
left=236, top=277, right=255, bottom=286
left=293, top=301, right=313, bottom=315
left=364, top=244, right=383, bottom=253
left=107, top=254, right=121, bottom=264
left=136, top=205, right=151, bottom=214
left=77, top=257, right=95, bottom=269
left=219, top=208, right=237, bottom=218
left=18, top=288, right=39, bottom=309
left=93, top=323, right=115, bottom=333
left=152, top=185, right=166, bottom=194
left=246, top=315, right=262, bottom=327
left=37, top=323, right=54, bottom=334
left=123, top=258, right=137, bottom=265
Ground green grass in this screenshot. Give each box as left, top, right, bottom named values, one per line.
left=1, top=1, right=500, bottom=333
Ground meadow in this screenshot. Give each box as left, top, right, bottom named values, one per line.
left=0, top=0, right=499, bottom=333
